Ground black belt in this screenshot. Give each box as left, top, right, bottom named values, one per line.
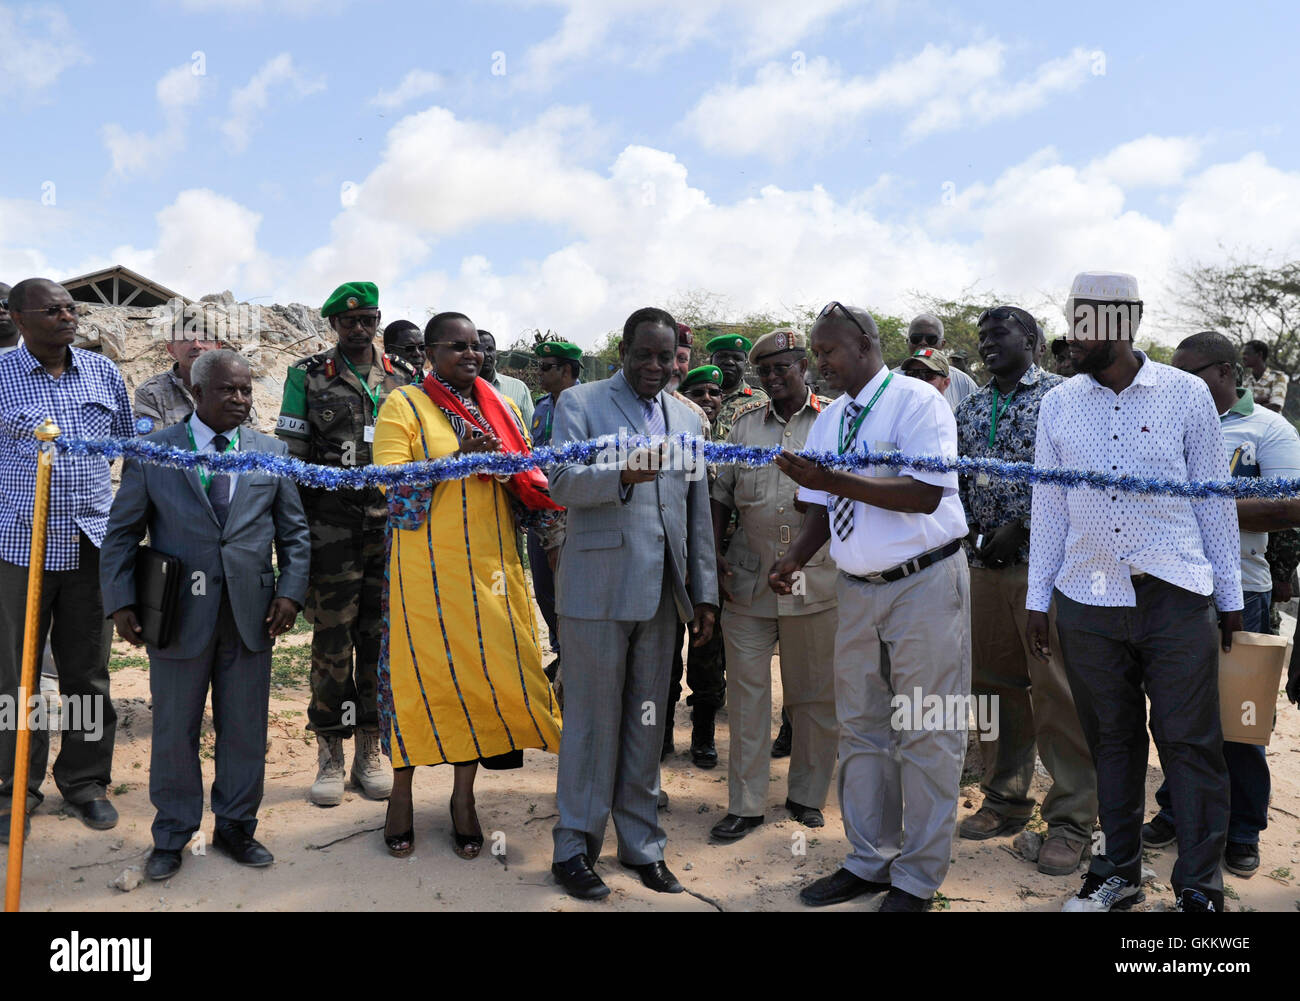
left=843, top=538, right=963, bottom=585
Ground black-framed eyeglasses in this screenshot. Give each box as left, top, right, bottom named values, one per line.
left=336, top=313, right=380, bottom=330
left=431, top=340, right=483, bottom=355
left=756, top=361, right=796, bottom=379
left=1178, top=360, right=1227, bottom=377
left=818, top=301, right=873, bottom=343
left=538, top=361, right=561, bottom=372
left=908, top=331, right=941, bottom=347
left=15, top=304, right=77, bottom=318
left=903, top=367, right=942, bottom=382
left=978, top=305, right=1037, bottom=340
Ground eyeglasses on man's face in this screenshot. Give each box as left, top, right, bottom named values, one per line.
left=756, top=361, right=796, bottom=379
left=908, top=331, right=941, bottom=347
left=903, top=366, right=942, bottom=382
left=538, top=361, right=562, bottom=372
left=336, top=313, right=380, bottom=330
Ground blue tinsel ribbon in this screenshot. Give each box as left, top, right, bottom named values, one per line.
left=45, top=433, right=1300, bottom=500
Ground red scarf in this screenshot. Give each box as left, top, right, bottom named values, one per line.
left=422, top=374, right=561, bottom=511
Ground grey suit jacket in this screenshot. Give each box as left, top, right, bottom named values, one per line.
left=100, top=421, right=311, bottom=660
left=550, top=373, right=718, bottom=622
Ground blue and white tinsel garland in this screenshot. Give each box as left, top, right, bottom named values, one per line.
left=46, top=432, right=1300, bottom=501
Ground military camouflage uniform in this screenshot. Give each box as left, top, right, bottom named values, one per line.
left=713, top=382, right=769, bottom=444
left=276, top=345, right=408, bottom=736
left=134, top=363, right=260, bottom=432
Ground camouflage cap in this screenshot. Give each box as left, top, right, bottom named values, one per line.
left=748, top=327, right=806, bottom=363
left=903, top=348, right=950, bottom=376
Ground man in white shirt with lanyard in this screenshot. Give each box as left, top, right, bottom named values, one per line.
left=771, top=301, right=971, bottom=912
left=1026, top=272, right=1242, bottom=913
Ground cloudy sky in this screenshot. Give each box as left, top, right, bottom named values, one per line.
left=2, top=0, right=1298, bottom=347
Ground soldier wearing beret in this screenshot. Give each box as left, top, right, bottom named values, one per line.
left=678, top=364, right=724, bottom=426
left=708, top=332, right=769, bottom=443
left=275, top=281, right=404, bottom=807
left=528, top=340, right=583, bottom=678
left=708, top=328, right=839, bottom=839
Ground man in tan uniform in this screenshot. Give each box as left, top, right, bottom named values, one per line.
left=135, top=307, right=259, bottom=431
left=708, top=328, right=839, bottom=839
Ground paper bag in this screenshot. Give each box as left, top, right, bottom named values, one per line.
left=1219, top=631, right=1288, bottom=746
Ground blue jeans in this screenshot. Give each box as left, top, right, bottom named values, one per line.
left=1154, top=589, right=1271, bottom=845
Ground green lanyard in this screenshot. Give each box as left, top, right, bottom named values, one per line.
left=988, top=386, right=1017, bottom=447
left=342, top=354, right=382, bottom=419
left=838, top=372, right=892, bottom=454
left=186, top=421, right=238, bottom=492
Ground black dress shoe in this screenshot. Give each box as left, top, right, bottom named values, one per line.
left=213, top=827, right=274, bottom=867
left=65, top=797, right=118, bottom=831
left=879, top=887, right=930, bottom=912
left=710, top=813, right=764, bottom=840
left=146, top=848, right=183, bottom=881
left=786, top=799, right=824, bottom=828
left=690, top=706, right=718, bottom=769
left=552, top=854, right=611, bottom=900
left=623, top=859, right=684, bottom=893
left=771, top=714, right=792, bottom=758
left=0, top=810, right=32, bottom=845
left=799, top=867, right=890, bottom=906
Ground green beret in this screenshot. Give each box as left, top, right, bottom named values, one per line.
left=322, top=281, right=379, bottom=318
left=706, top=334, right=752, bottom=355
left=534, top=341, right=583, bottom=363
left=679, top=365, right=723, bottom=391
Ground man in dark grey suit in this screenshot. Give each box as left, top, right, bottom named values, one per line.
left=549, top=307, right=719, bottom=900
left=101, top=350, right=310, bottom=881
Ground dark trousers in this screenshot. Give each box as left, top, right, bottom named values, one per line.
left=1154, top=589, right=1271, bottom=845
left=668, top=618, right=726, bottom=713
left=0, top=533, right=115, bottom=810
left=1054, top=579, right=1228, bottom=905
left=526, top=532, right=559, bottom=655
left=150, top=594, right=271, bottom=851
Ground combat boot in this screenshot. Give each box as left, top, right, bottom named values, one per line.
left=690, top=705, right=718, bottom=769
left=310, top=734, right=346, bottom=807
left=351, top=729, right=393, bottom=800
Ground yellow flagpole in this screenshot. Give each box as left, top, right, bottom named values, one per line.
left=5, top=417, right=60, bottom=913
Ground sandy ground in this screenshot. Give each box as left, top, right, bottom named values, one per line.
left=7, top=608, right=1300, bottom=913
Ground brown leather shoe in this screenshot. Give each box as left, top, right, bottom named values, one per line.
left=1037, top=834, right=1086, bottom=876
left=958, top=806, right=1026, bottom=841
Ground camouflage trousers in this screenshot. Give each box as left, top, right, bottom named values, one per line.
left=305, top=514, right=385, bottom=736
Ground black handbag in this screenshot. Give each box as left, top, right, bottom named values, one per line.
left=133, top=545, right=182, bottom=648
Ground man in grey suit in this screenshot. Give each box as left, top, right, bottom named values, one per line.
left=101, top=350, right=310, bottom=882
left=550, top=307, right=719, bottom=900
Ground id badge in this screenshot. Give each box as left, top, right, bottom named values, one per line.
left=976, top=472, right=990, bottom=487
left=363, top=426, right=375, bottom=444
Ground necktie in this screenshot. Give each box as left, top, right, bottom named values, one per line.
left=209, top=434, right=231, bottom=527
left=830, top=402, right=862, bottom=541
left=641, top=395, right=666, bottom=437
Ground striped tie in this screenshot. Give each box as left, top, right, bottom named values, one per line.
left=641, top=395, right=666, bottom=437
left=830, top=402, right=862, bottom=541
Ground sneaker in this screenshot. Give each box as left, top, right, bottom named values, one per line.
left=1223, top=841, right=1259, bottom=878
left=1061, top=872, right=1144, bottom=912
left=1140, top=814, right=1176, bottom=848
left=1175, top=888, right=1218, bottom=912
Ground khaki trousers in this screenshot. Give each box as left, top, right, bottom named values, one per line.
left=722, top=608, right=838, bottom=817
left=970, top=565, right=1097, bottom=842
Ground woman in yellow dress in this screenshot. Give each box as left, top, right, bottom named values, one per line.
left=373, top=312, right=562, bottom=859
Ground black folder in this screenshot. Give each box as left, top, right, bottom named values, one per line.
left=134, top=546, right=181, bottom=648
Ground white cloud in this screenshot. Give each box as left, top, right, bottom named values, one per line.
left=1085, top=135, right=1203, bottom=188
left=683, top=42, right=1096, bottom=157
left=370, top=70, right=442, bottom=109
left=221, top=53, right=325, bottom=153
left=0, top=4, right=89, bottom=97
left=101, top=63, right=207, bottom=178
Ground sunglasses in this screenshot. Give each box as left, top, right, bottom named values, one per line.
left=903, top=367, right=942, bottom=382
left=432, top=340, right=483, bottom=355
left=818, top=301, right=874, bottom=343
left=538, top=361, right=562, bottom=372
left=978, top=305, right=1037, bottom=340
left=908, top=332, right=941, bottom=347
left=336, top=313, right=380, bottom=330
left=756, top=361, right=797, bottom=379
left=1178, top=360, right=1227, bottom=377
left=14, top=304, right=77, bottom=318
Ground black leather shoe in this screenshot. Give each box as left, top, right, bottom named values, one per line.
left=690, top=706, right=718, bottom=769
left=623, top=859, right=684, bottom=893
left=786, top=799, right=824, bottom=828
left=213, top=827, right=274, bottom=867
left=879, top=887, right=930, bottom=912
left=710, top=813, right=764, bottom=840
left=146, top=848, right=183, bottom=881
left=799, top=867, right=890, bottom=906
left=771, top=714, right=792, bottom=758
left=0, top=810, right=31, bottom=844
left=65, top=797, right=118, bottom=831
left=552, top=854, right=611, bottom=900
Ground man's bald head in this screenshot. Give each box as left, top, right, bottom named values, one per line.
left=810, top=302, right=882, bottom=395
left=908, top=313, right=945, bottom=350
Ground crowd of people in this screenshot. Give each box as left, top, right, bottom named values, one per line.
left=0, top=269, right=1298, bottom=913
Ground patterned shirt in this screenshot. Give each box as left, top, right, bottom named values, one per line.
left=956, top=364, right=1062, bottom=568
left=1243, top=366, right=1289, bottom=410
left=1027, top=352, right=1243, bottom=613
left=0, top=342, right=134, bottom=569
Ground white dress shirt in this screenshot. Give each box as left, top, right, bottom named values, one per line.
left=1027, top=352, right=1243, bottom=613
left=188, top=412, right=241, bottom=494
left=798, top=364, right=968, bottom=575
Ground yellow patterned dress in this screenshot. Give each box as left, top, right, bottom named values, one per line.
left=373, top=384, right=562, bottom=768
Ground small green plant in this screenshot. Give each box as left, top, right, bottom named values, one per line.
left=112, top=784, right=128, bottom=796
left=930, top=891, right=951, bottom=911
left=1223, top=883, right=1240, bottom=900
